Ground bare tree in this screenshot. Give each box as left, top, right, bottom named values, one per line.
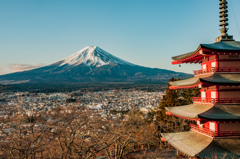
left=46, top=107, right=114, bottom=158
left=0, top=115, right=51, bottom=158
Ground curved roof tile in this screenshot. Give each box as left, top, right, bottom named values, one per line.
left=161, top=131, right=240, bottom=158
left=169, top=73, right=240, bottom=88
left=172, top=41, right=240, bottom=61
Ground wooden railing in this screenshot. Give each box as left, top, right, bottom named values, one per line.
left=190, top=124, right=215, bottom=137
left=190, top=124, right=240, bottom=137
left=193, top=68, right=214, bottom=75
left=192, top=97, right=213, bottom=103
left=192, top=97, right=240, bottom=104
left=193, top=66, right=240, bottom=75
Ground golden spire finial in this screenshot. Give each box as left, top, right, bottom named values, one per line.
left=215, top=0, right=234, bottom=42
left=219, top=0, right=229, bottom=36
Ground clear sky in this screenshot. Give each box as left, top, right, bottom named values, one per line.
left=0, top=0, right=240, bottom=75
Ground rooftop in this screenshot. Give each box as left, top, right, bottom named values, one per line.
left=166, top=104, right=240, bottom=120
left=169, top=73, right=240, bottom=89
left=172, top=41, right=240, bottom=64
left=161, top=131, right=240, bottom=158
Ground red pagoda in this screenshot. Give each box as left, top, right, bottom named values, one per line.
left=161, top=0, right=240, bottom=158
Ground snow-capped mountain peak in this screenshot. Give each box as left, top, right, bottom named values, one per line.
left=59, top=46, right=135, bottom=67
left=0, top=46, right=191, bottom=87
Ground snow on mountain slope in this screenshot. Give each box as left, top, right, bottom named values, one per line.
left=0, top=45, right=192, bottom=87
left=59, top=46, right=136, bottom=67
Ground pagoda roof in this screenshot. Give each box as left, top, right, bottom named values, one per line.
left=199, top=104, right=240, bottom=120
left=166, top=104, right=213, bottom=119
left=169, top=73, right=240, bottom=89
left=161, top=131, right=240, bottom=158
left=201, top=73, right=240, bottom=85
left=166, top=104, right=240, bottom=120
left=202, top=41, right=240, bottom=51
left=172, top=41, right=240, bottom=64
left=169, top=75, right=207, bottom=89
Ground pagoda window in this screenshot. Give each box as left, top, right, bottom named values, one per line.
left=202, top=64, right=207, bottom=70
left=211, top=91, right=216, bottom=98
left=209, top=122, right=215, bottom=131
left=201, top=91, right=206, bottom=98
left=211, top=62, right=216, bottom=68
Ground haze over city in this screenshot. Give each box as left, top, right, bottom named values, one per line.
left=1, top=0, right=240, bottom=75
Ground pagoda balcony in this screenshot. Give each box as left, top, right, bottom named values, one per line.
left=192, top=97, right=240, bottom=104
left=190, top=124, right=240, bottom=137
left=193, top=66, right=240, bottom=75
left=190, top=124, right=215, bottom=138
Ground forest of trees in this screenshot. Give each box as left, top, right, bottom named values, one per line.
left=0, top=79, right=200, bottom=158
left=0, top=107, right=163, bottom=158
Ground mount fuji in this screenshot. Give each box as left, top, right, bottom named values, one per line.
left=57, top=46, right=135, bottom=67
left=0, top=46, right=191, bottom=88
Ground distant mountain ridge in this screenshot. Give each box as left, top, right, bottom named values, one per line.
left=0, top=46, right=192, bottom=87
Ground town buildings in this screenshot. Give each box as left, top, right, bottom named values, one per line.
left=161, top=0, right=240, bottom=158
left=0, top=90, right=163, bottom=120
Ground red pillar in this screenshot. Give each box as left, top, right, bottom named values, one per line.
left=216, top=55, right=219, bottom=71
left=216, top=86, right=219, bottom=102
left=215, top=122, right=219, bottom=136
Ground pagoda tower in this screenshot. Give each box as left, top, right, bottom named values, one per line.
left=161, top=0, right=240, bottom=158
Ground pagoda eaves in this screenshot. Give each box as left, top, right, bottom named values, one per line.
left=162, top=131, right=240, bottom=158
left=169, top=73, right=240, bottom=89
left=166, top=104, right=240, bottom=121
left=172, top=41, right=240, bottom=65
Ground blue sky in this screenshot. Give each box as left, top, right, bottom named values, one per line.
left=0, top=0, right=240, bottom=75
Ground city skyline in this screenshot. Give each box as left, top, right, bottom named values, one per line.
left=1, top=0, right=240, bottom=75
